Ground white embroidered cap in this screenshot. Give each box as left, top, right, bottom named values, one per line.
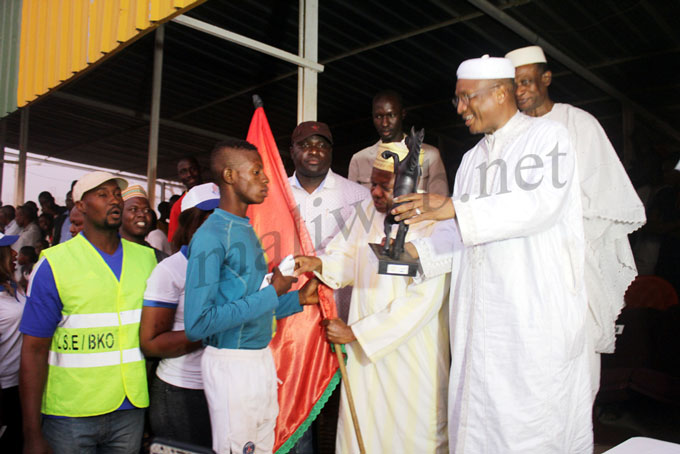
left=456, top=55, right=516, bottom=80
left=505, top=45, right=547, bottom=68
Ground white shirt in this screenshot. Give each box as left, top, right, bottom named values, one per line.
left=12, top=222, right=42, bottom=252
left=0, top=286, right=26, bottom=388
left=146, top=229, right=173, bottom=256
left=414, top=112, right=593, bottom=453
left=289, top=170, right=369, bottom=321
left=143, top=250, right=204, bottom=389
left=348, top=137, right=449, bottom=195
left=4, top=219, right=21, bottom=236
left=289, top=170, right=370, bottom=255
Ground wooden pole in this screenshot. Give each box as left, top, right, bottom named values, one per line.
left=334, top=344, right=366, bottom=454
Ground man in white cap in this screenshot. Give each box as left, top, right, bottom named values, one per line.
left=392, top=55, right=593, bottom=453
left=19, top=171, right=157, bottom=453
left=505, top=45, right=646, bottom=398
left=295, top=141, right=450, bottom=453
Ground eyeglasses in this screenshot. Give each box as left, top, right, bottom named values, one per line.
left=452, top=84, right=500, bottom=108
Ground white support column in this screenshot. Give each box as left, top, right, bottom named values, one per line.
left=15, top=107, right=28, bottom=206
left=147, top=25, right=164, bottom=210
left=297, top=0, right=319, bottom=123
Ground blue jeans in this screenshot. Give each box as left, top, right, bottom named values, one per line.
left=42, top=408, right=145, bottom=454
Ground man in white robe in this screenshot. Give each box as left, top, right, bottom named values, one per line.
left=393, top=55, right=593, bottom=453
left=505, top=45, right=646, bottom=397
left=295, top=143, right=450, bottom=453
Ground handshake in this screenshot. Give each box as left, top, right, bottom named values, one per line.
left=263, top=254, right=320, bottom=306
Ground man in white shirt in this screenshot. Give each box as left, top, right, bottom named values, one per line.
left=0, top=206, right=20, bottom=235
left=393, top=55, right=593, bottom=453
left=289, top=121, right=370, bottom=260
left=505, top=45, right=647, bottom=398
left=287, top=121, right=369, bottom=454
left=348, top=90, right=449, bottom=195
left=12, top=205, right=42, bottom=252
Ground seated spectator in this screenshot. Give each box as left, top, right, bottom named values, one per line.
left=52, top=190, right=74, bottom=246
left=68, top=206, right=84, bottom=238
left=0, top=232, right=26, bottom=453
left=38, top=214, right=54, bottom=246
left=23, top=201, right=38, bottom=213
left=1, top=206, right=20, bottom=236
left=140, top=183, right=219, bottom=447
left=12, top=205, right=42, bottom=252
left=0, top=206, right=13, bottom=234
left=17, top=246, right=38, bottom=291
left=169, top=194, right=181, bottom=207
left=157, top=201, right=171, bottom=236
left=38, top=192, right=66, bottom=220
left=145, top=210, right=173, bottom=256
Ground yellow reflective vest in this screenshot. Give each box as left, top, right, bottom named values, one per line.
left=41, top=235, right=156, bottom=417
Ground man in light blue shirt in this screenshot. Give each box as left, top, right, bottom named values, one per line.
left=185, top=138, right=318, bottom=454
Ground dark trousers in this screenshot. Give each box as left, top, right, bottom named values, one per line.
left=149, top=375, right=212, bottom=448
left=0, top=386, right=23, bottom=453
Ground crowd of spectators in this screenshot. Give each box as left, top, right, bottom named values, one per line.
left=0, top=179, right=179, bottom=453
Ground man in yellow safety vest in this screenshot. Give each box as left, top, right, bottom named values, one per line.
left=19, top=171, right=157, bottom=453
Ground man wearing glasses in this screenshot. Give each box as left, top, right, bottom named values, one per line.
left=392, top=55, right=593, bottom=453
left=505, top=45, right=646, bottom=400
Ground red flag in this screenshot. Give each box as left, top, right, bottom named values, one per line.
left=246, top=105, right=340, bottom=453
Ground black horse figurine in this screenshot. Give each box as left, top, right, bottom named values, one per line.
left=381, top=127, right=424, bottom=259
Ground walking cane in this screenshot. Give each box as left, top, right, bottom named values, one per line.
left=334, top=344, right=366, bottom=454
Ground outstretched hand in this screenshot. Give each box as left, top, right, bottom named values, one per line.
left=391, top=192, right=455, bottom=224
left=271, top=266, right=298, bottom=296
left=321, top=318, right=356, bottom=344
left=294, top=255, right=322, bottom=277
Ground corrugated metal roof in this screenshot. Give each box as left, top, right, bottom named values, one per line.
left=0, top=0, right=22, bottom=116
left=1, top=0, right=678, bottom=183
left=12, top=0, right=206, bottom=109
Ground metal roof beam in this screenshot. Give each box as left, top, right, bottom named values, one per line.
left=172, top=14, right=324, bottom=73
left=168, top=0, right=531, bottom=123
left=51, top=91, right=233, bottom=141
left=467, top=0, right=680, bottom=144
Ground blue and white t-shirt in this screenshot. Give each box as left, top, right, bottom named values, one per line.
left=143, top=246, right=204, bottom=390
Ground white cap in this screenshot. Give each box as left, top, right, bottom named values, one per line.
left=505, top=45, right=547, bottom=68
left=456, top=55, right=516, bottom=80
left=181, top=182, right=220, bottom=212
left=73, top=171, right=128, bottom=201
left=0, top=232, right=19, bottom=247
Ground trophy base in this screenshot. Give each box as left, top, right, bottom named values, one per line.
left=369, top=243, right=419, bottom=277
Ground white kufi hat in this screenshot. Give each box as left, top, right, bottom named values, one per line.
left=505, top=45, right=547, bottom=68
left=456, top=54, right=516, bottom=80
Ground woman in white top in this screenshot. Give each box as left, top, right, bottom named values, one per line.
left=140, top=183, right=218, bottom=447
left=0, top=232, right=26, bottom=453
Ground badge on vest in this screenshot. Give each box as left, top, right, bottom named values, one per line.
left=243, top=441, right=255, bottom=454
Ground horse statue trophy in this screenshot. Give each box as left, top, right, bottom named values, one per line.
left=369, top=127, right=423, bottom=276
